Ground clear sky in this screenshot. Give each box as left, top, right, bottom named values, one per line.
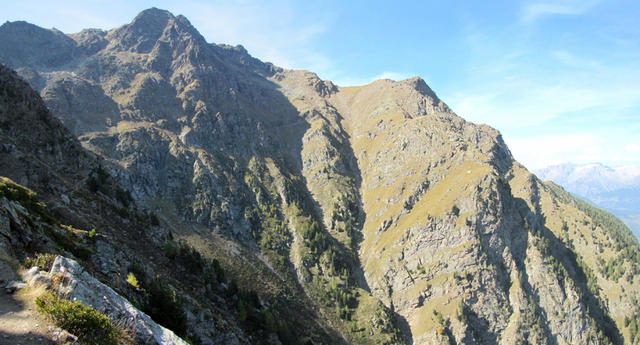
left=2, top=0, right=639, bottom=170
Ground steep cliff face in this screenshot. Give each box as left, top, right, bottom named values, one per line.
left=276, top=70, right=640, bottom=344
left=1, top=8, right=639, bottom=345
left=0, top=63, right=92, bottom=207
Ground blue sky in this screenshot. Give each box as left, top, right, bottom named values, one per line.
left=2, top=0, right=639, bottom=170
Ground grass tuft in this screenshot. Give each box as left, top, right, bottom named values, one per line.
left=36, top=292, right=117, bottom=345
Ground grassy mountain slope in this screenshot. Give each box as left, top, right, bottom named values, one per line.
left=1, top=8, right=639, bottom=345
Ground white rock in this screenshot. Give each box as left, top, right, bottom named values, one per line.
left=5, top=280, right=27, bottom=293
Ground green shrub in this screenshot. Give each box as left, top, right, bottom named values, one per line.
left=227, top=279, right=238, bottom=297
left=86, top=166, right=134, bottom=209
left=127, top=272, right=140, bottom=289
left=164, top=240, right=207, bottom=275
left=149, top=212, right=160, bottom=226
left=0, top=177, right=57, bottom=224
left=87, top=165, right=109, bottom=194
left=36, top=292, right=117, bottom=345
left=47, top=225, right=93, bottom=261
left=434, top=310, right=445, bottom=326
left=143, top=279, right=188, bottom=337
left=114, top=187, right=133, bottom=207
left=627, top=311, right=640, bottom=344
left=164, top=241, right=178, bottom=259
left=261, top=310, right=277, bottom=332
left=237, top=299, right=248, bottom=322
left=210, top=258, right=225, bottom=283
left=24, top=253, right=57, bottom=271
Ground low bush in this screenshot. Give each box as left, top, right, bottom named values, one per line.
left=24, top=253, right=57, bottom=271
left=44, top=225, right=93, bottom=261
left=0, top=176, right=58, bottom=224
left=143, top=279, right=188, bottom=337
left=126, top=272, right=140, bottom=289
left=36, top=292, right=117, bottom=345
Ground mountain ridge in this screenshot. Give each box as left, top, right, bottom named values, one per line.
left=1, top=8, right=639, bottom=345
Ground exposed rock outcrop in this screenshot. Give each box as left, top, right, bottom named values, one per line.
left=24, top=256, right=189, bottom=345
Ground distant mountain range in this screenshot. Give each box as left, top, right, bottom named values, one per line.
left=535, top=163, right=640, bottom=238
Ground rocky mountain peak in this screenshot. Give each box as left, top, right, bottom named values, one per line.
left=1, top=20, right=41, bottom=32
left=0, top=21, right=77, bottom=69
left=129, top=7, right=189, bottom=36
left=107, top=7, right=204, bottom=53
left=402, top=76, right=440, bottom=101
left=134, top=7, right=175, bottom=22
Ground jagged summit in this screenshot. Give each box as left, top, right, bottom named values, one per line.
left=134, top=7, right=175, bottom=21
left=121, top=7, right=177, bottom=38
left=130, top=7, right=198, bottom=31
left=106, top=7, right=205, bottom=54
left=402, top=76, right=441, bottom=100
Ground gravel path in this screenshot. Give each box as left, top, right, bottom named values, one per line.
left=0, top=260, right=58, bottom=345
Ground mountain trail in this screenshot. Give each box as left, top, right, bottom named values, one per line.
left=0, top=259, right=58, bottom=344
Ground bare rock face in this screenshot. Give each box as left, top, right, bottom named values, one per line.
left=69, top=29, right=109, bottom=55
left=41, top=73, right=121, bottom=135
left=0, top=21, right=77, bottom=69
left=1, top=8, right=639, bottom=345
left=0, top=64, right=92, bottom=193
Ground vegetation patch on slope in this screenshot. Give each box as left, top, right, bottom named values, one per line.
left=36, top=292, right=120, bottom=345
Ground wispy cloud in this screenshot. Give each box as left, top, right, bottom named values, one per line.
left=54, top=8, right=123, bottom=32
left=2, top=1, right=129, bottom=33
left=448, top=80, right=619, bottom=129
left=504, top=132, right=640, bottom=169
left=521, top=0, right=601, bottom=24
left=627, top=144, right=640, bottom=154
left=171, top=0, right=334, bottom=72
left=506, top=133, right=597, bottom=169
left=331, top=71, right=413, bottom=87
left=446, top=16, right=640, bottom=170
left=448, top=9, right=640, bottom=133
left=552, top=50, right=602, bottom=69
left=372, top=71, right=412, bottom=81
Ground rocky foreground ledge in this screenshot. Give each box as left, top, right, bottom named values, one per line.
left=24, top=256, right=188, bottom=345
